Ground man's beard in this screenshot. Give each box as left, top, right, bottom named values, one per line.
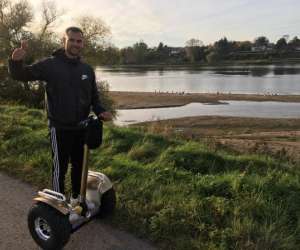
left=67, top=46, right=81, bottom=57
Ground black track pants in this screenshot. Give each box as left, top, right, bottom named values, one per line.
left=49, top=127, right=85, bottom=197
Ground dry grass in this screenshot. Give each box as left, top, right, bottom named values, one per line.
left=135, top=116, right=300, bottom=164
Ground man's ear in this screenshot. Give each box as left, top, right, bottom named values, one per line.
left=62, top=36, right=66, bottom=45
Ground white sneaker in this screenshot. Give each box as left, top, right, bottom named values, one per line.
left=86, top=200, right=96, bottom=211
left=70, top=197, right=79, bottom=207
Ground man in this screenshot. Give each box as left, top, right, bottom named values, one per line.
left=8, top=26, right=112, bottom=205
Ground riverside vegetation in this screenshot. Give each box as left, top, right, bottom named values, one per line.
left=1, top=105, right=300, bottom=250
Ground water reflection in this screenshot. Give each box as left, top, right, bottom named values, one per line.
left=215, top=70, right=251, bottom=76
left=96, top=65, right=300, bottom=95
left=214, top=67, right=275, bottom=77
left=273, top=67, right=300, bottom=75
left=100, top=65, right=300, bottom=76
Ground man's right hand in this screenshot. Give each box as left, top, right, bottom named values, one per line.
left=11, top=40, right=28, bottom=61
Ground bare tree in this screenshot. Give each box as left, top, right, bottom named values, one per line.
left=0, top=0, right=33, bottom=56
left=26, top=0, right=63, bottom=59
left=76, top=15, right=110, bottom=46
left=185, top=38, right=204, bottom=63
left=38, top=0, right=64, bottom=41
left=185, top=38, right=203, bottom=47
left=74, top=15, right=111, bottom=63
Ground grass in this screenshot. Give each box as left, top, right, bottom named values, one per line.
left=1, top=104, right=300, bottom=249
left=136, top=116, right=300, bottom=165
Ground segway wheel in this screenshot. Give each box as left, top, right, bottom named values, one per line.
left=28, top=202, right=71, bottom=250
left=99, top=188, right=116, bottom=217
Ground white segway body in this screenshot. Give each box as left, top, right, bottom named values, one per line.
left=33, top=170, right=114, bottom=224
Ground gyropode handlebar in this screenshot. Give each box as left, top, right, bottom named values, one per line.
left=78, top=115, right=103, bottom=129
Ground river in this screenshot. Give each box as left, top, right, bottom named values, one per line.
left=115, top=101, right=300, bottom=125
left=96, top=65, right=300, bottom=95
left=95, top=65, right=300, bottom=124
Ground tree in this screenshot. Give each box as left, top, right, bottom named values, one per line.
left=120, top=47, right=135, bottom=64
left=275, top=37, right=288, bottom=51
left=206, top=51, right=219, bottom=63
left=153, top=42, right=170, bottom=62
left=236, top=41, right=252, bottom=51
left=0, top=0, right=37, bottom=105
left=213, top=37, right=234, bottom=59
left=0, top=0, right=33, bottom=59
left=0, top=0, right=66, bottom=107
left=96, top=45, right=120, bottom=65
left=76, top=15, right=110, bottom=63
left=157, top=42, right=164, bottom=52
left=185, top=38, right=203, bottom=47
left=254, top=36, right=269, bottom=47
left=29, top=1, right=62, bottom=60
left=133, top=40, right=148, bottom=64
left=39, top=1, right=63, bottom=40
left=288, top=36, right=300, bottom=50
left=0, top=0, right=63, bottom=62
left=185, top=38, right=204, bottom=63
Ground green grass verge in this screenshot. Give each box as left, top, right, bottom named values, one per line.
left=1, top=104, right=300, bottom=250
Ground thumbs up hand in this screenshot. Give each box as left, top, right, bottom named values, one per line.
left=11, top=40, right=28, bottom=61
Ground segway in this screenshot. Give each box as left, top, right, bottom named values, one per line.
left=27, top=115, right=116, bottom=250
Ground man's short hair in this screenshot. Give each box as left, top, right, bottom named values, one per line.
left=65, top=27, right=83, bottom=36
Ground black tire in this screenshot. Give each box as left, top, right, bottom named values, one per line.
left=98, top=188, right=116, bottom=218
left=28, top=202, right=71, bottom=250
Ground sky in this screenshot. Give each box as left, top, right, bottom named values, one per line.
left=28, top=0, right=300, bottom=48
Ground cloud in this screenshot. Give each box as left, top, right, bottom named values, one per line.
left=27, top=0, right=300, bottom=47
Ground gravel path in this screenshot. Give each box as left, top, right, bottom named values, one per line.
left=0, top=172, right=157, bottom=250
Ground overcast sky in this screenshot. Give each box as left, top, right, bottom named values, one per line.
left=28, top=0, right=300, bottom=47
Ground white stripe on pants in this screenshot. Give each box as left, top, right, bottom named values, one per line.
left=50, top=127, right=60, bottom=192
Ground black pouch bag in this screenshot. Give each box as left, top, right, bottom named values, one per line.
left=85, top=116, right=103, bottom=149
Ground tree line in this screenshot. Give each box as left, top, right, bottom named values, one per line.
left=99, top=36, right=300, bottom=65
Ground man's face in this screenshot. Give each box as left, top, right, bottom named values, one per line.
left=63, top=31, right=84, bottom=57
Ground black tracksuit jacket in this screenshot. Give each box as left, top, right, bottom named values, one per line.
left=8, top=48, right=106, bottom=129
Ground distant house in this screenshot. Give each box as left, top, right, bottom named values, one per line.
left=169, top=47, right=184, bottom=56
left=251, top=46, right=265, bottom=52
left=251, top=44, right=274, bottom=52
left=294, top=47, right=300, bottom=51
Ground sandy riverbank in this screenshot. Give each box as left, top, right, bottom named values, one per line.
left=110, top=92, right=300, bottom=163
left=111, top=91, right=300, bottom=109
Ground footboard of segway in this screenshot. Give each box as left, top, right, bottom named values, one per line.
left=33, top=189, right=70, bottom=215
